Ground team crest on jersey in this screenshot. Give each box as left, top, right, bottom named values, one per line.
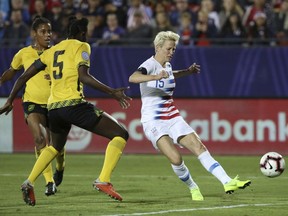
left=28, top=104, right=35, bottom=112
left=81, top=51, right=89, bottom=61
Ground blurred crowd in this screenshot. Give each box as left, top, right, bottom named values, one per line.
left=0, top=0, right=287, bottom=47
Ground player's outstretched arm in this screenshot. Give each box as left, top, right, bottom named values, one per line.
left=78, top=65, right=131, bottom=109
left=0, top=68, right=19, bottom=86
left=0, top=64, right=39, bottom=115
left=173, top=63, right=200, bottom=79
left=129, top=70, right=168, bottom=83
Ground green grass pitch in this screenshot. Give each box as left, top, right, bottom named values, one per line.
left=0, top=154, right=287, bottom=216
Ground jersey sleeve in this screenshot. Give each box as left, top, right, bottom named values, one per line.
left=75, top=42, right=91, bottom=68
left=10, top=50, right=23, bottom=70
left=33, top=59, right=47, bottom=71
left=138, top=60, right=153, bottom=75
left=137, top=67, right=148, bottom=75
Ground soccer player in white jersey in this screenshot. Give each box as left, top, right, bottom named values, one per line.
left=129, top=31, right=251, bottom=201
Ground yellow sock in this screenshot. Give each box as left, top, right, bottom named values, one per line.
left=28, top=146, right=59, bottom=184
left=35, top=146, right=54, bottom=184
left=55, top=148, right=65, bottom=171
left=99, top=136, right=126, bottom=183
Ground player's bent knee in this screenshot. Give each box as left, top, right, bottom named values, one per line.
left=53, top=143, right=66, bottom=152
left=34, top=135, right=45, bottom=147
left=116, top=123, right=129, bottom=141
left=119, top=129, right=129, bottom=141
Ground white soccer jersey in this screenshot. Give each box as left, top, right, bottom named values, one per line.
left=137, top=56, right=180, bottom=123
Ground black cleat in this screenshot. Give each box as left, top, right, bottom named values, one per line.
left=45, top=182, right=57, bottom=196
left=53, top=169, right=64, bottom=187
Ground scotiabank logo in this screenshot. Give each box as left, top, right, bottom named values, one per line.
left=11, top=98, right=288, bottom=153
left=188, top=112, right=288, bottom=142
left=112, top=111, right=288, bottom=144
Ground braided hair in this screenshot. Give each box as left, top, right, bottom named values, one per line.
left=67, top=16, right=88, bottom=38
left=31, top=15, right=51, bottom=31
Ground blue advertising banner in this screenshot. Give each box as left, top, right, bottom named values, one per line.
left=0, top=46, right=287, bottom=98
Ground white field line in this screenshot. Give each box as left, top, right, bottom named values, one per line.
left=102, top=203, right=284, bottom=216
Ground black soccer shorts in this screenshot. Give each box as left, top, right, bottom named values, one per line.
left=22, top=102, right=48, bottom=123
left=48, top=102, right=103, bottom=134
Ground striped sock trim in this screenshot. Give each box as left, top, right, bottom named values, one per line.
left=180, top=173, right=190, bottom=182
left=209, top=162, right=220, bottom=173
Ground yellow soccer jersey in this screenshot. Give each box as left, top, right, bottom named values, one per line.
left=11, top=46, right=50, bottom=104
left=39, top=39, right=90, bottom=110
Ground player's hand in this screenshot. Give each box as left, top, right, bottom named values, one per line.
left=188, top=63, right=200, bottom=74
left=156, top=70, right=169, bottom=80
left=111, top=86, right=132, bottom=109
left=0, top=101, right=13, bottom=115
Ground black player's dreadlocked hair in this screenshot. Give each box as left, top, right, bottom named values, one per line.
left=31, top=15, right=51, bottom=31
left=67, top=16, right=88, bottom=38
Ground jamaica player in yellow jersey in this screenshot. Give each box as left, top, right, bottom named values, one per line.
left=0, top=16, right=131, bottom=206
left=0, top=16, right=65, bottom=196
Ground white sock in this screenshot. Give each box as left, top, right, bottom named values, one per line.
left=171, top=161, right=198, bottom=190
left=198, top=151, right=231, bottom=184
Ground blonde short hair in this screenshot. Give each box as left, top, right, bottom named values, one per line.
left=153, top=31, right=180, bottom=48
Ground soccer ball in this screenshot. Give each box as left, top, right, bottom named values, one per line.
left=260, top=152, right=285, bottom=178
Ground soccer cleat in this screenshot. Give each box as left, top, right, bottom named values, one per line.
left=45, top=182, right=57, bottom=196
left=53, top=169, right=64, bottom=186
left=224, top=175, right=251, bottom=194
left=190, top=188, right=204, bottom=201
left=21, top=180, right=36, bottom=206
left=92, top=179, right=123, bottom=201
